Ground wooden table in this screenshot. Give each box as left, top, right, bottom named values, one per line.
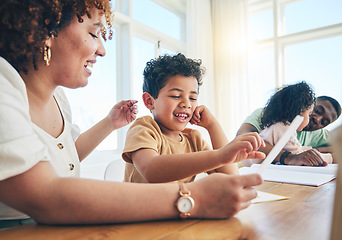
left=237, top=181, right=336, bottom=240
left=0, top=181, right=336, bottom=240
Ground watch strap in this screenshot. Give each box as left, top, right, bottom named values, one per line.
left=280, top=151, right=291, bottom=165
left=178, top=182, right=190, bottom=196
left=176, top=182, right=194, bottom=218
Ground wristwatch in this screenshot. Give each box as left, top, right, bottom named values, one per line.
left=176, top=182, right=195, bottom=218
left=280, top=151, right=291, bottom=165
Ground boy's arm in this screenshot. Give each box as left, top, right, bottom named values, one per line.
left=190, top=105, right=238, bottom=174
left=132, top=148, right=223, bottom=183
left=204, top=120, right=239, bottom=175
left=131, top=133, right=265, bottom=183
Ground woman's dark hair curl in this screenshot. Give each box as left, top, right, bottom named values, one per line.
left=261, top=81, right=316, bottom=129
left=143, top=53, right=205, bottom=99
left=0, top=0, right=113, bottom=73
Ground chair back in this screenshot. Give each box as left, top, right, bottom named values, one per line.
left=330, top=125, right=342, bottom=240
left=104, top=159, right=125, bottom=182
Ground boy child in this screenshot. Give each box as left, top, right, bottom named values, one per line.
left=122, top=53, right=265, bottom=183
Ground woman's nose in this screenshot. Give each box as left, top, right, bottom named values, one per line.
left=96, top=38, right=106, bottom=57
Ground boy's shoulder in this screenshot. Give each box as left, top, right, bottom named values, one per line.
left=131, top=115, right=158, bottom=128
left=182, top=127, right=199, bottom=134
left=181, top=127, right=202, bottom=140
left=134, top=115, right=153, bottom=123
left=182, top=128, right=211, bottom=150
left=131, top=117, right=203, bottom=142
left=128, top=115, right=162, bottom=136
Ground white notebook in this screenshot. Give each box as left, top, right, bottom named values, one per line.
left=240, top=164, right=337, bottom=187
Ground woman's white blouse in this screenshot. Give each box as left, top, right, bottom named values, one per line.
left=0, top=57, right=81, bottom=219
left=32, top=88, right=81, bottom=177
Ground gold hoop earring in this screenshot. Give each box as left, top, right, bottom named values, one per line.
left=44, top=46, right=51, bottom=66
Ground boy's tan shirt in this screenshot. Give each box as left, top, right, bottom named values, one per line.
left=122, top=116, right=211, bottom=183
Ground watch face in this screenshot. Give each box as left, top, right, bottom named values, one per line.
left=177, top=197, right=193, bottom=213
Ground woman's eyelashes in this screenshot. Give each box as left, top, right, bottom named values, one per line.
left=89, top=32, right=98, bottom=39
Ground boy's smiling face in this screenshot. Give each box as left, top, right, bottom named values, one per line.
left=149, top=74, right=198, bottom=140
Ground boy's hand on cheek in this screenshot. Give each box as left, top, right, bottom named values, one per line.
left=190, top=105, right=215, bottom=128
left=189, top=106, right=202, bottom=125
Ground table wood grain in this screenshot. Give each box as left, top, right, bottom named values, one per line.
left=0, top=181, right=335, bottom=240
left=237, top=181, right=336, bottom=240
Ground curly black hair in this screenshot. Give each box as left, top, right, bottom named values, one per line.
left=143, top=53, right=205, bottom=99
left=0, top=0, right=113, bottom=74
left=261, top=81, right=316, bottom=129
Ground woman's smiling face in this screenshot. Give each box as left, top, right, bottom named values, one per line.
left=49, top=8, right=106, bottom=89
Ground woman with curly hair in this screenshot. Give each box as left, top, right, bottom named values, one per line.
left=0, top=0, right=264, bottom=229
left=259, top=81, right=332, bottom=166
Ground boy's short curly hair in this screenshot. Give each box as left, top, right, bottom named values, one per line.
left=261, top=81, right=316, bottom=129
left=143, top=53, right=205, bottom=99
left=0, top=0, right=113, bottom=74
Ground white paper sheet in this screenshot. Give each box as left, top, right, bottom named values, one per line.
left=252, top=190, right=289, bottom=203
left=240, top=164, right=337, bottom=187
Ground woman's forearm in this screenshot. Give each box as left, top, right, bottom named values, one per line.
left=0, top=162, right=179, bottom=224
left=0, top=162, right=263, bottom=224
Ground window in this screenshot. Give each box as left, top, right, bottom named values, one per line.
left=284, top=0, right=342, bottom=35
left=248, top=8, right=273, bottom=41
left=132, top=36, right=155, bottom=118
left=247, top=46, right=275, bottom=110
left=132, top=0, right=183, bottom=40
left=285, top=35, right=342, bottom=130
left=246, top=0, right=342, bottom=130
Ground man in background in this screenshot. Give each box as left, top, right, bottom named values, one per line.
left=237, top=96, right=341, bottom=165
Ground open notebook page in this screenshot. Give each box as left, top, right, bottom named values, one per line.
left=240, top=164, right=336, bottom=187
